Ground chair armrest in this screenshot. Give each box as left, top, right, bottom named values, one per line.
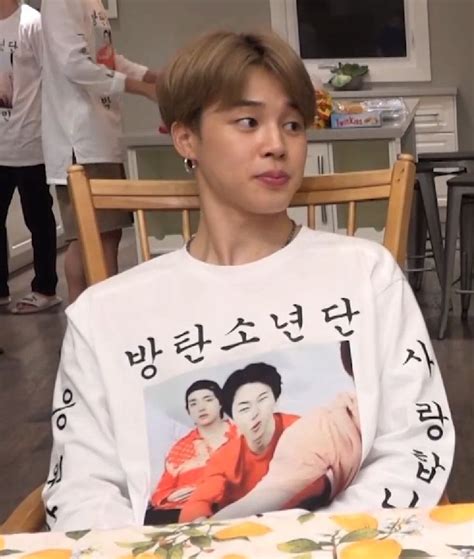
left=1, top=485, right=45, bottom=534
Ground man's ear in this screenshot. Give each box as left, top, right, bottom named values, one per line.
left=171, top=122, right=198, bottom=160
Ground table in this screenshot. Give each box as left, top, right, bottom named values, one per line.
left=1, top=504, right=473, bottom=558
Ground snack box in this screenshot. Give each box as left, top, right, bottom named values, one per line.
left=331, top=111, right=382, bottom=128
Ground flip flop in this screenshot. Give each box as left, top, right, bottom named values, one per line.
left=0, top=296, right=11, bottom=306
left=10, top=293, right=63, bottom=315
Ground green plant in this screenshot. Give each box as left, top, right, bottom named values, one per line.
left=329, top=63, right=369, bottom=89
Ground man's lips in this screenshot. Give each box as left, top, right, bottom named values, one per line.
left=256, top=171, right=290, bottom=187
left=251, top=420, right=262, bottom=433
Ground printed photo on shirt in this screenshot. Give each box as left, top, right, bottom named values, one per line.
left=92, top=9, right=115, bottom=71
left=143, top=341, right=361, bottom=525
left=0, top=49, right=13, bottom=109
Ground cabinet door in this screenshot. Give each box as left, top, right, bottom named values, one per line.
left=416, top=132, right=458, bottom=154
left=414, top=96, right=457, bottom=134
left=293, top=142, right=335, bottom=232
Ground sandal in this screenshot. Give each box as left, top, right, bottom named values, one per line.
left=10, top=292, right=63, bottom=315
left=0, top=296, right=11, bottom=306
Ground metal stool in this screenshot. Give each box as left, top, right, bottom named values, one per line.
left=407, top=151, right=474, bottom=290
left=438, top=172, right=474, bottom=339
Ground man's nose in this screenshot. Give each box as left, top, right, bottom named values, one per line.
left=261, top=124, right=286, bottom=159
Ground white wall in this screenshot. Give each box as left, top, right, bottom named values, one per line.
left=112, top=0, right=474, bottom=150
left=111, top=0, right=271, bottom=134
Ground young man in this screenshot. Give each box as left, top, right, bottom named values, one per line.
left=148, top=379, right=236, bottom=525
left=179, top=363, right=300, bottom=522
left=0, top=0, right=61, bottom=313
left=44, top=30, right=454, bottom=531
left=41, top=0, right=159, bottom=302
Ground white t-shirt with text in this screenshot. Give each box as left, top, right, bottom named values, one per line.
left=41, top=0, right=148, bottom=184
left=0, top=4, right=43, bottom=167
left=43, top=228, right=455, bottom=531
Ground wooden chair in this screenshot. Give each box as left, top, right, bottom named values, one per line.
left=69, top=153, right=416, bottom=287
left=1, top=153, right=421, bottom=534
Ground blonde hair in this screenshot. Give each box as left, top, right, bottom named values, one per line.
left=158, top=30, right=315, bottom=130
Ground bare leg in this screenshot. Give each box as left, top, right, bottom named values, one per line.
left=64, top=240, right=87, bottom=303
left=101, top=229, right=122, bottom=277
left=65, top=229, right=122, bottom=303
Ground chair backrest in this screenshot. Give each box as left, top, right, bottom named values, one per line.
left=67, top=154, right=415, bottom=286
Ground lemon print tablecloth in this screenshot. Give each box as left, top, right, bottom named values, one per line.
left=1, top=504, right=473, bottom=558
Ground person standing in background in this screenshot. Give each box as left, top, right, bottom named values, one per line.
left=41, top=0, right=160, bottom=303
left=0, top=0, right=61, bottom=314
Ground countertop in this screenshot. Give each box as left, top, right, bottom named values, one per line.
left=124, top=98, right=419, bottom=148
left=329, top=85, right=457, bottom=99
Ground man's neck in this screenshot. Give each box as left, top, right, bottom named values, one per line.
left=189, top=207, right=297, bottom=266
left=198, top=420, right=227, bottom=441
left=0, top=1, right=19, bottom=20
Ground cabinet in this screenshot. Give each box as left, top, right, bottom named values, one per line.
left=411, top=95, right=458, bottom=209
left=289, top=142, right=334, bottom=231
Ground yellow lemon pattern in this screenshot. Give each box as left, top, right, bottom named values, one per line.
left=0, top=536, right=4, bottom=551
left=22, top=550, right=72, bottom=559
left=331, top=513, right=378, bottom=532
left=214, top=521, right=272, bottom=540
left=429, top=503, right=474, bottom=524
left=340, top=538, right=402, bottom=559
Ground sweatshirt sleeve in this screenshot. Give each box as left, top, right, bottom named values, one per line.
left=179, top=449, right=231, bottom=522
left=41, top=0, right=126, bottom=97
left=150, top=464, right=178, bottom=508
left=42, top=296, right=134, bottom=531
left=114, top=54, right=148, bottom=81
left=325, top=253, right=455, bottom=512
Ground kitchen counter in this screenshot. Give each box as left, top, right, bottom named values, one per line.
left=124, top=99, right=419, bottom=148
left=329, top=86, right=457, bottom=99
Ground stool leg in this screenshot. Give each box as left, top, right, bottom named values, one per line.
left=438, top=189, right=462, bottom=339
left=407, top=188, right=428, bottom=290
left=460, top=202, right=474, bottom=319
left=418, top=172, right=445, bottom=287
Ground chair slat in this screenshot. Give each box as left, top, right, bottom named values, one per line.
left=182, top=210, right=191, bottom=242
left=347, top=202, right=357, bottom=236
left=136, top=210, right=151, bottom=261
left=307, top=205, right=316, bottom=229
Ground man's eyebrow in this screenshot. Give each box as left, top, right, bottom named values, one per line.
left=227, top=99, right=300, bottom=111
left=228, top=99, right=264, bottom=108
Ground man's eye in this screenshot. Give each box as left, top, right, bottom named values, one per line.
left=237, top=117, right=258, bottom=128
left=284, top=120, right=304, bottom=132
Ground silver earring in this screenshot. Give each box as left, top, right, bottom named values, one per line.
left=184, top=158, right=197, bottom=174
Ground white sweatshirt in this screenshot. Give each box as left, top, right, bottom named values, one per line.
left=43, top=228, right=455, bottom=531
left=0, top=4, right=43, bottom=166
left=41, top=0, right=148, bottom=184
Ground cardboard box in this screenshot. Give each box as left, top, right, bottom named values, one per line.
left=331, top=111, right=382, bottom=128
